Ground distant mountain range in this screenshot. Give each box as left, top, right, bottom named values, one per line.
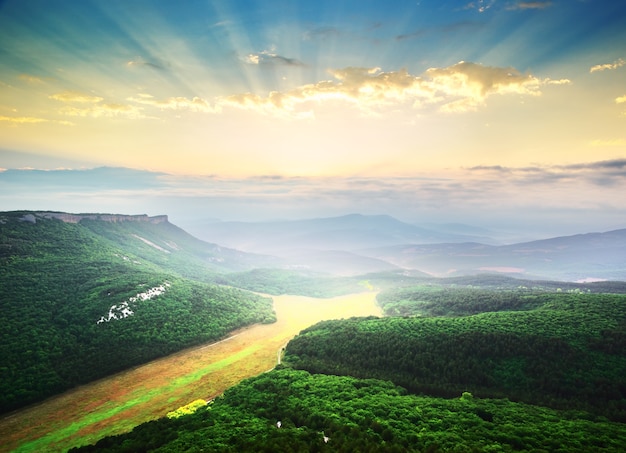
left=4, top=209, right=626, bottom=283
left=187, top=214, right=496, bottom=254
left=189, top=213, right=626, bottom=281
left=359, top=229, right=626, bottom=282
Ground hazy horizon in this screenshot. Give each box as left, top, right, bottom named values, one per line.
left=1, top=1, right=625, bottom=240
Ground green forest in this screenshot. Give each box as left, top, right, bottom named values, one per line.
left=0, top=212, right=275, bottom=413
left=287, top=291, right=626, bottom=421
left=75, top=283, right=626, bottom=451
left=74, top=368, right=626, bottom=452
left=3, top=210, right=626, bottom=451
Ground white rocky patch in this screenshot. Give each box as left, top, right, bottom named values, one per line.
left=132, top=234, right=171, bottom=253
left=114, top=253, right=142, bottom=265
left=96, top=282, right=171, bottom=324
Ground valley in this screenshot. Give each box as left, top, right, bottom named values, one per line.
left=0, top=292, right=381, bottom=453
left=1, top=210, right=625, bottom=451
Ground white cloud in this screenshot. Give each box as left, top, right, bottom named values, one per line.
left=240, top=49, right=304, bottom=66
left=59, top=103, right=144, bottom=119
left=48, top=90, right=149, bottom=118
left=590, top=58, right=625, bottom=73
left=220, top=61, right=561, bottom=117
left=589, top=138, right=626, bottom=147
left=544, top=78, right=571, bottom=85
left=0, top=115, right=48, bottom=124
left=49, top=90, right=104, bottom=103
left=464, top=0, right=496, bottom=13
left=0, top=115, right=73, bottom=126
left=128, top=95, right=218, bottom=113
left=425, top=61, right=543, bottom=99
left=18, top=74, right=45, bottom=84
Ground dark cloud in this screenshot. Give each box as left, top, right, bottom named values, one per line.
left=396, top=29, right=427, bottom=41
left=561, top=159, right=626, bottom=171
left=126, top=57, right=167, bottom=70
left=470, top=159, right=626, bottom=186
left=243, top=51, right=305, bottom=66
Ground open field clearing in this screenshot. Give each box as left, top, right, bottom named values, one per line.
left=0, top=292, right=381, bottom=453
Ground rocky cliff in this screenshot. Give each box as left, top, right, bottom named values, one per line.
left=33, top=212, right=168, bottom=224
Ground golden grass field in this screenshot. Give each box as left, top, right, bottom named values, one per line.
left=0, top=292, right=381, bottom=452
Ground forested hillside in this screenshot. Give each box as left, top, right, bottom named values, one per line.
left=75, top=282, right=626, bottom=452
left=74, top=368, right=626, bottom=452
left=0, top=211, right=275, bottom=413
left=286, top=291, right=626, bottom=421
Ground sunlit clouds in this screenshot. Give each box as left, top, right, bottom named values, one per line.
left=49, top=91, right=104, bottom=103
left=3, top=61, right=570, bottom=123
left=590, top=58, right=625, bottom=73
left=221, top=62, right=567, bottom=117
left=0, top=0, right=625, bottom=233
left=0, top=115, right=48, bottom=124
left=2, top=160, right=625, bottom=235
left=127, top=94, right=218, bottom=114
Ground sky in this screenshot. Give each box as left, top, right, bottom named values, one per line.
left=1, top=0, right=626, bottom=238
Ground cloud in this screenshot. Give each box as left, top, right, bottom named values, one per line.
left=0, top=115, right=48, bottom=124
left=49, top=90, right=104, bottom=103
left=220, top=61, right=561, bottom=117
left=2, top=163, right=625, bottom=234
left=464, top=0, right=496, bottom=13
left=0, top=115, right=73, bottom=126
left=128, top=94, right=218, bottom=113
left=545, top=78, right=571, bottom=85
left=507, top=2, right=553, bottom=10
left=616, top=95, right=626, bottom=104
left=49, top=90, right=148, bottom=119
left=59, top=103, right=144, bottom=119
left=568, top=159, right=626, bottom=170
left=396, top=30, right=427, bottom=41
left=241, top=50, right=304, bottom=67
left=424, top=61, right=544, bottom=105
left=126, top=56, right=166, bottom=70
left=469, top=159, right=626, bottom=186
left=589, top=138, right=626, bottom=147
left=18, top=74, right=45, bottom=84
left=590, top=58, right=625, bottom=73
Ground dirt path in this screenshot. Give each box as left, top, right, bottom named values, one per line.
left=0, top=292, right=381, bottom=453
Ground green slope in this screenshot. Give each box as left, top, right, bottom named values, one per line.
left=73, top=368, right=626, bottom=452
left=0, top=211, right=275, bottom=413
left=74, top=287, right=626, bottom=452
left=286, top=292, right=626, bottom=421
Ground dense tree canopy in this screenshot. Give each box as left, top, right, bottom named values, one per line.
left=73, top=368, right=626, bottom=452
left=0, top=212, right=274, bottom=413
left=286, top=292, right=626, bottom=421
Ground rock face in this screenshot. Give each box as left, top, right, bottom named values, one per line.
left=34, top=212, right=168, bottom=224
